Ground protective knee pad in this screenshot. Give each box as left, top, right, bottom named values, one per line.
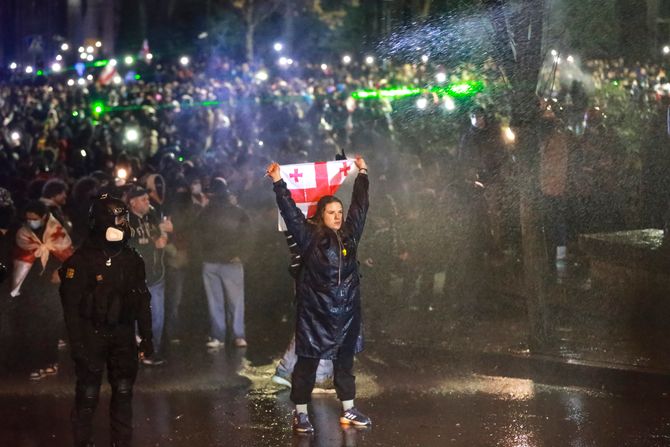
left=114, top=378, right=134, bottom=398
left=76, top=384, right=100, bottom=411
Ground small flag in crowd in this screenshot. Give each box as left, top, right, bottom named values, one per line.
left=277, top=160, right=357, bottom=230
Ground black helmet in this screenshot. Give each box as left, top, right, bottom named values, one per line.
left=89, top=194, right=130, bottom=241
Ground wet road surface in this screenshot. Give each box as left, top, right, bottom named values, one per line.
left=2, top=340, right=670, bottom=447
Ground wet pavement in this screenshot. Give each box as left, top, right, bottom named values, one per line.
left=3, top=253, right=670, bottom=446
left=2, top=337, right=670, bottom=447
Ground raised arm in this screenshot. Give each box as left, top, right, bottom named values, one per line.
left=345, top=157, right=369, bottom=242
left=267, top=162, right=312, bottom=250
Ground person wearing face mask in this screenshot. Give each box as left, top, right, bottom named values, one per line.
left=266, top=157, right=371, bottom=434
left=59, top=194, right=153, bottom=447
left=10, top=200, right=73, bottom=380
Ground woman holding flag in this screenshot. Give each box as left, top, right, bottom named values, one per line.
left=266, top=156, right=371, bottom=434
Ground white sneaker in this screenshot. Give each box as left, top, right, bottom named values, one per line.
left=206, top=337, right=224, bottom=349
left=271, top=373, right=292, bottom=388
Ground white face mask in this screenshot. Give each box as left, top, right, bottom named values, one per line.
left=27, top=219, right=43, bottom=230
left=105, top=227, right=125, bottom=242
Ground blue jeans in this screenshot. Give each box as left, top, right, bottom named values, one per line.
left=202, top=262, right=245, bottom=341
left=148, top=279, right=165, bottom=355
left=276, top=335, right=333, bottom=383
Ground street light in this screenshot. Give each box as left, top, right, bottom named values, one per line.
left=567, top=55, right=574, bottom=63
left=77, top=78, right=86, bottom=86
left=86, top=54, right=94, bottom=62
left=78, top=46, right=85, bottom=53
left=443, top=96, right=456, bottom=111
left=125, top=128, right=139, bottom=143
left=273, top=42, right=283, bottom=52
left=109, top=58, right=117, bottom=67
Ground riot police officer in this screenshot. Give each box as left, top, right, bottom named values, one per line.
left=59, top=194, right=153, bottom=447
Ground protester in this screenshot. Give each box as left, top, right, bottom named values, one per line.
left=195, top=177, right=250, bottom=349
left=267, top=157, right=371, bottom=433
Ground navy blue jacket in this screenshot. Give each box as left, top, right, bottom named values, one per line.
left=274, top=172, right=369, bottom=359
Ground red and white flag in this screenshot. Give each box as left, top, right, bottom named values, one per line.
left=277, top=159, right=357, bottom=230
left=98, top=63, right=117, bottom=86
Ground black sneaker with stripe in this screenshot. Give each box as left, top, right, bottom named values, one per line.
left=292, top=411, right=314, bottom=433
left=339, top=407, right=372, bottom=427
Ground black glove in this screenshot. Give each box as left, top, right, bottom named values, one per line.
left=139, top=338, right=154, bottom=358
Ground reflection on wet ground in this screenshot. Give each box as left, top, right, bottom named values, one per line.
left=2, top=340, right=670, bottom=446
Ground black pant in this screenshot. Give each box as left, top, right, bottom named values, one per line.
left=291, top=353, right=355, bottom=405
left=72, top=324, right=138, bottom=447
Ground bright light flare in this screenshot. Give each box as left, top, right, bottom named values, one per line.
left=10, top=131, right=21, bottom=142
left=25, top=66, right=33, bottom=74
left=255, top=70, right=269, bottom=81
left=95, top=41, right=102, bottom=48
left=179, top=56, right=189, bottom=66
left=502, top=126, right=516, bottom=143
left=86, top=46, right=94, bottom=54
left=51, top=63, right=62, bottom=72
left=443, top=96, right=456, bottom=111
left=61, top=43, right=69, bottom=51
left=124, top=56, right=134, bottom=65
left=146, top=53, right=153, bottom=61
left=77, top=78, right=86, bottom=86
left=421, top=54, right=429, bottom=63
left=567, top=55, right=574, bottom=63
left=416, top=97, right=428, bottom=110
left=125, top=128, right=139, bottom=143
left=55, top=54, right=63, bottom=61
left=116, top=168, right=128, bottom=180
left=435, top=72, right=447, bottom=83
left=273, top=42, right=283, bottom=52
left=9, top=62, right=17, bottom=70
left=342, top=55, right=352, bottom=65
left=664, top=46, right=670, bottom=55
left=80, top=149, right=87, bottom=157
left=321, top=63, right=328, bottom=71
left=67, top=79, right=75, bottom=86
left=365, top=56, right=374, bottom=65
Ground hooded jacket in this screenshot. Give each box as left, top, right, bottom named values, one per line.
left=273, top=172, right=369, bottom=359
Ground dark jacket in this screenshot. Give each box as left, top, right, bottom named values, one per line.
left=196, top=196, right=250, bottom=264
left=273, top=173, right=369, bottom=359
left=128, top=208, right=164, bottom=286
left=59, top=238, right=153, bottom=350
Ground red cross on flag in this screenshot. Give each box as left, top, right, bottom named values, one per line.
left=277, top=160, right=357, bottom=230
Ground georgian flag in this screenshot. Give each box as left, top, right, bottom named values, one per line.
left=277, top=160, right=357, bottom=230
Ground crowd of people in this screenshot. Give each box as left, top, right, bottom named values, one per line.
left=0, top=52, right=667, bottom=385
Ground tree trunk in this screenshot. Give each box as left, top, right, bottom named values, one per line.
left=486, top=0, right=551, bottom=348
left=245, top=0, right=255, bottom=62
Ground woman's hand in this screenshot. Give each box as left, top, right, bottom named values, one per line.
left=266, top=162, right=282, bottom=182
left=354, top=156, right=368, bottom=172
